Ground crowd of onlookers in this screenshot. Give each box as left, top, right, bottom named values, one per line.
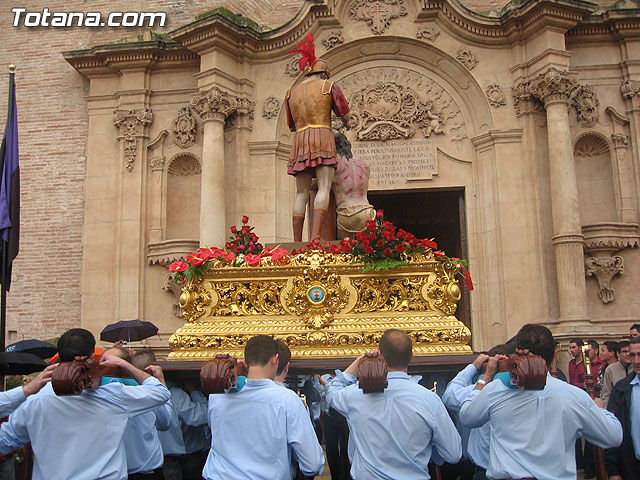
left=0, top=323, right=637, bottom=480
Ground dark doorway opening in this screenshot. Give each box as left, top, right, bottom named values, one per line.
left=368, top=188, right=471, bottom=329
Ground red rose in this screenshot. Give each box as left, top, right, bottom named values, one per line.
left=225, top=242, right=232, bottom=249
left=364, top=245, right=374, bottom=255
left=241, top=226, right=250, bottom=235
left=397, top=229, right=406, bottom=240
left=395, top=244, right=405, bottom=254
left=376, top=209, right=384, bottom=218
left=382, top=231, right=395, bottom=242
left=248, top=245, right=255, bottom=252
left=330, top=245, right=340, bottom=254
left=230, top=225, right=237, bottom=234
left=186, top=253, right=205, bottom=266
left=367, top=234, right=377, bottom=242
left=405, top=232, right=415, bottom=241
left=366, top=220, right=377, bottom=232
left=409, top=238, right=419, bottom=247
left=299, top=247, right=307, bottom=253
left=376, top=239, right=385, bottom=248
left=242, top=215, right=249, bottom=223
left=256, top=243, right=263, bottom=251
left=169, top=261, right=189, bottom=272
left=355, top=232, right=364, bottom=241
left=250, top=233, right=258, bottom=242
left=383, top=247, right=392, bottom=256
left=341, top=243, right=353, bottom=253
left=238, top=244, right=246, bottom=251
left=362, top=239, right=370, bottom=248
left=291, top=249, right=298, bottom=255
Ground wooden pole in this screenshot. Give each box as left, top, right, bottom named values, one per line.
left=582, top=345, right=607, bottom=480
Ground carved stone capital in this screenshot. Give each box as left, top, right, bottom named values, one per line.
left=585, top=255, right=624, bottom=304
left=529, top=68, right=579, bottom=107
left=321, top=31, right=344, bottom=50
left=571, top=85, right=599, bottom=128
left=190, top=87, right=238, bottom=123
left=172, top=107, right=197, bottom=148
left=621, top=80, right=640, bottom=99
left=227, top=98, right=256, bottom=130
left=611, top=133, right=630, bottom=149
left=113, top=107, right=153, bottom=172
left=349, top=0, right=408, bottom=35
left=149, top=156, right=165, bottom=172
left=512, top=81, right=544, bottom=116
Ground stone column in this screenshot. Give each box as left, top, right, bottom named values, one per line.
left=190, top=87, right=237, bottom=247
left=148, top=155, right=165, bottom=243
left=529, top=68, right=587, bottom=322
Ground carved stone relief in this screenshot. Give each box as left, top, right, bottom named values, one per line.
left=571, top=85, right=599, bottom=128
left=621, top=79, right=640, bottom=99
left=416, top=26, right=439, bottom=41
left=456, top=48, right=478, bottom=70
left=167, top=153, right=202, bottom=176
left=164, top=273, right=184, bottom=318
left=113, top=107, right=153, bottom=172
left=226, top=98, right=256, bottom=129
left=529, top=68, right=578, bottom=106
left=611, top=133, right=629, bottom=148
left=190, top=86, right=237, bottom=123
left=512, top=81, right=544, bottom=116
left=321, top=31, right=344, bottom=50
left=172, top=107, right=197, bottom=148
left=336, top=67, right=467, bottom=142
left=485, top=83, right=506, bottom=108
left=349, top=0, right=408, bottom=35
left=573, top=132, right=609, bottom=157
left=262, top=96, right=281, bottom=119
left=585, top=256, right=624, bottom=304
left=149, top=156, right=165, bottom=172
left=285, top=56, right=301, bottom=77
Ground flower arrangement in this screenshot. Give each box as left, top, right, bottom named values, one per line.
left=169, top=213, right=473, bottom=290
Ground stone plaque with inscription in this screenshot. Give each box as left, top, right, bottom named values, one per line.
left=352, top=138, right=437, bottom=189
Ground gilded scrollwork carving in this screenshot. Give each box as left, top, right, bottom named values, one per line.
left=113, top=107, right=153, bottom=172
left=190, top=86, right=238, bottom=123
left=426, top=262, right=461, bottom=316
left=262, top=96, right=281, bottom=119
left=585, top=256, right=624, bottom=304
left=572, top=85, right=599, bottom=128
left=621, top=80, right=640, bottom=99
left=352, top=277, right=430, bottom=313
left=529, top=68, right=579, bottom=106
left=178, top=281, right=212, bottom=322
left=456, top=48, right=478, bottom=70
left=209, top=280, right=287, bottom=316
left=321, top=31, right=344, bottom=50
left=172, top=107, right=197, bottom=148
left=416, top=25, right=439, bottom=41
left=485, top=83, right=506, bottom=108
left=349, top=0, right=408, bottom=35
left=337, top=68, right=466, bottom=142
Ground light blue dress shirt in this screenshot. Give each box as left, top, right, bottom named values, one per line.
left=0, top=376, right=170, bottom=480
left=202, top=378, right=325, bottom=480
left=459, top=373, right=623, bottom=480
left=0, top=387, right=26, bottom=417
left=327, top=370, right=462, bottom=480
left=158, top=399, right=187, bottom=457
left=630, top=375, right=640, bottom=460
left=442, top=363, right=490, bottom=468
left=124, top=401, right=173, bottom=473
left=168, top=388, right=210, bottom=454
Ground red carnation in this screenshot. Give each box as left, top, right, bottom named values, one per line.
left=169, top=261, right=189, bottom=272
left=242, top=215, right=249, bottom=223
left=383, top=247, right=392, bottom=257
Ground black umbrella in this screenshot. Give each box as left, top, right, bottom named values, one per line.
left=0, top=352, right=48, bottom=375
left=100, top=319, right=159, bottom=343
left=5, top=339, right=58, bottom=359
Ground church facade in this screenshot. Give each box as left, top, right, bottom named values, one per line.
left=3, top=0, right=640, bottom=359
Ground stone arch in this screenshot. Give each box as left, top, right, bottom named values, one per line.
left=165, top=152, right=202, bottom=240
left=573, top=132, right=616, bottom=224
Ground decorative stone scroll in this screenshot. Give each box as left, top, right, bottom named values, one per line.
left=337, top=67, right=465, bottom=142
left=349, top=0, right=408, bottom=35
left=172, top=107, right=197, bottom=148
left=416, top=26, right=439, bottom=41
left=621, top=79, right=640, bottom=99
left=529, top=68, right=579, bottom=106
left=572, top=85, right=599, bottom=128
left=164, top=273, right=185, bottom=318
left=262, top=96, right=281, bottom=119
left=321, top=31, right=344, bottom=50
left=285, top=56, right=301, bottom=77
left=190, top=87, right=238, bottom=123
left=456, top=48, right=478, bottom=70
left=113, top=107, right=153, bottom=172
left=585, top=256, right=624, bottom=304
left=485, top=83, right=506, bottom=108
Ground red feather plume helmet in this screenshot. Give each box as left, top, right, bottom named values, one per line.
left=288, top=33, right=330, bottom=76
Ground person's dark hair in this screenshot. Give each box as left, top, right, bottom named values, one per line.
left=569, top=338, right=584, bottom=347
left=244, top=335, right=278, bottom=367
left=618, top=340, right=630, bottom=349
left=57, top=328, right=96, bottom=362
left=334, top=132, right=353, bottom=159
left=630, top=336, right=640, bottom=345
left=487, top=343, right=516, bottom=357
left=516, top=324, right=555, bottom=367
left=379, top=329, right=412, bottom=369
left=587, top=340, right=599, bottom=352
left=603, top=341, right=619, bottom=356
left=630, top=323, right=640, bottom=332
left=132, top=350, right=156, bottom=370
left=275, top=339, right=291, bottom=376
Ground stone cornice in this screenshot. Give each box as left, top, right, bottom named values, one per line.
left=63, top=40, right=200, bottom=77
left=567, top=9, right=640, bottom=41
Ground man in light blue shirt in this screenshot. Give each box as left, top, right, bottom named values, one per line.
left=459, top=324, right=623, bottom=480
left=327, top=329, right=462, bottom=480
left=203, top=335, right=324, bottom=480
left=0, top=363, right=57, bottom=417
left=124, top=350, right=173, bottom=480
left=0, top=351, right=171, bottom=480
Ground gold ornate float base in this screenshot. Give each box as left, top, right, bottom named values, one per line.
left=169, top=250, right=471, bottom=360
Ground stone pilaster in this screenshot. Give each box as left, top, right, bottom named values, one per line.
left=529, top=68, right=587, bottom=323
left=190, top=87, right=238, bottom=247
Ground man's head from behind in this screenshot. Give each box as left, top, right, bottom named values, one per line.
left=244, top=335, right=279, bottom=379
left=516, top=324, right=555, bottom=368
left=274, top=339, right=291, bottom=382
left=57, top=328, right=96, bottom=362
left=379, top=329, right=413, bottom=370
left=102, top=346, right=132, bottom=363
left=132, top=350, right=156, bottom=370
